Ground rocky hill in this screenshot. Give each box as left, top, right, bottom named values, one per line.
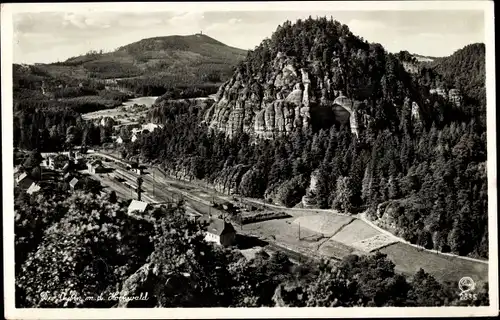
left=203, top=18, right=423, bottom=140
left=126, top=18, right=487, bottom=259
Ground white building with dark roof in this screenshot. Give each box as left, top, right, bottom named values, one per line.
left=26, top=182, right=41, bottom=195
left=69, top=177, right=81, bottom=190
left=127, top=200, right=149, bottom=215
left=203, top=217, right=236, bottom=247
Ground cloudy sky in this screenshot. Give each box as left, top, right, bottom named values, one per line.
left=13, top=9, right=485, bottom=64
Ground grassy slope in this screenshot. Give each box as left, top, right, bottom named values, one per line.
left=378, top=242, right=488, bottom=283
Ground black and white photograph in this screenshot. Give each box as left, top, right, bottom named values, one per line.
left=2, top=1, right=497, bottom=319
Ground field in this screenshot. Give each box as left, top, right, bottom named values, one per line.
left=242, top=218, right=326, bottom=253
left=332, top=219, right=381, bottom=245
left=82, top=96, right=158, bottom=125
left=351, top=234, right=398, bottom=252
left=377, top=242, right=489, bottom=283
left=292, top=214, right=354, bottom=236
left=318, top=239, right=357, bottom=260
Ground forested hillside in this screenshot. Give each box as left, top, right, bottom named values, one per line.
left=126, top=17, right=488, bottom=259
left=31, top=34, right=247, bottom=96
left=428, top=43, right=486, bottom=106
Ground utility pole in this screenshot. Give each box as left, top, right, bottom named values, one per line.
left=153, top=170, right=155, bottom=197
left=298, top=221, right=301, bottom=240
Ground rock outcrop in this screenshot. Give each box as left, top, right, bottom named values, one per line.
left=429, top=87, right=462, bottom=107
left=204, top=52, right=362, bottom=140
left=411, top=101, right=421, bottom=121
left=301, top=169, right=320, bottom=207
left=117, top=263, right=158, bottom=308
left=402, top=61, right=419, bottom=74
left=448, top=89, right=462, bottom=107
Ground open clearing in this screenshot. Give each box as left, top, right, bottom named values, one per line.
left=82, top=96, right=158, bottom=125
left=350, top=234, right=398, bottom=252
left=318, top=239, right=357, bottom=260
left=332, top=219, right=381, bottom=246
left=377, top=242, right=489, bottom=283
left=242, top=218, right=326, bottom=253
left=292, top=214, right=354, bottom=236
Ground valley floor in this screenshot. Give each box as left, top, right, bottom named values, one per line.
left=82, top=150, right=489, bottom=285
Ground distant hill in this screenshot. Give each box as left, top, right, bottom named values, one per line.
left=59, top=34, right=247, bottom=80
left=14, top=34, right=248, bottom=97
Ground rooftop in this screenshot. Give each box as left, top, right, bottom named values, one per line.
left=69, top=177, right=79, bottom=187
left=16, top=172, right=28, bottom=183
left=203, top=217, right=236, bottom=236
left=27, top=182, right=41, bottom=195
left=128, top=200, right=149, bottom=214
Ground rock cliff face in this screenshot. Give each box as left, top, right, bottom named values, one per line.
left=301, top=169, right=320, bottom=207
left=402, top=61, right=419, bottom=74
left=203, top=52, right=362, bottom=139
left=429, top=87, right=462, bottom=107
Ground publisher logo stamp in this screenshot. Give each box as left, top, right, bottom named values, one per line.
left=458, top=276, right=477, bottom=301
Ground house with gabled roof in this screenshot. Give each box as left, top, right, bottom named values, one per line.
left=69, top=177, right=82, bottom=190
left=127, top=200, right=149, bottom=215
left=16, top=172, right=28, bottom=184
left=26, top=182, right=41, bottom=195
left=16, top=173, right=35, bottom=191
left=203, top=217, right=236, bottom=247
left=87, top=160, right=106, bottom=174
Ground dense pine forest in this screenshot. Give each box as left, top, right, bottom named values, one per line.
left=124, top=17, right=488, bottom=259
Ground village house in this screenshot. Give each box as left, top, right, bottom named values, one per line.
left=131, top=133, right=139, bottom=142
left=26, top=182, right=41, bottom=195
left=127, top=200, right=149, bottom=215
left=87, top=160, right=106, bottom=174
left=203, top=217, right=237, bottom=247
left=16, top=172, right=35, bottom=191
left=69, top=177, right=82, bottom=190
left=116, top=136, right=130, bottom=144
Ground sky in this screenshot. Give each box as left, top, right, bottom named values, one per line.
left=13, top=9, right=485, bottom=64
